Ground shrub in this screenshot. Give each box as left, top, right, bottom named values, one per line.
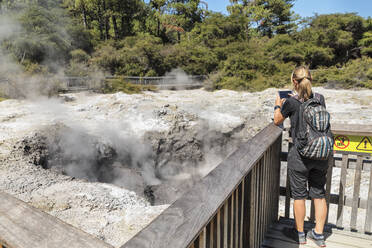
left=70, top=49, right=90, bottom=63
left=312, top=57, right=372, bottom=88
left=103, top=77, right=157, bottom=94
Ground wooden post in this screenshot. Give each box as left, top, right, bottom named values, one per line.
left=239, top=180, right=244, bottom=248
left=325, top=155, right=334, bottom=223
left=350, top=156, right=363, bottom=231
left=365, top=160, right=372, bottom=234
left=337, top=154, right=348, bottom=229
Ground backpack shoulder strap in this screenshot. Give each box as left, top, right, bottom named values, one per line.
left=292, top=94, right=304, bottom=103
left=314, top=92, right=321, bottom=101
left=313, top=92, right=326, bottom=107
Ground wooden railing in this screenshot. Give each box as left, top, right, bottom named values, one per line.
left=121, top=123, right=283, bottom=248
left=62, top=75, right=205, bottom=91
left=280, top=124, right=372, bottom=234
left=117, top=75, right=205, bottom=86
left=0, top=75, right=206, bottom=94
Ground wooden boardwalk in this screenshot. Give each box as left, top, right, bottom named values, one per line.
left=262, top=217, right=372, bottom=248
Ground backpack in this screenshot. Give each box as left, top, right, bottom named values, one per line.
left=295, top=93, right=334, bottom=160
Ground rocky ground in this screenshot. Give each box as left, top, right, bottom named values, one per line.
left=0, top=87, right=371, bottom=246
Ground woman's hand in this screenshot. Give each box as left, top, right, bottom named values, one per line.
left=275, top=94, right=286, bottom=108
left=274, top=93, right=286, bottom=126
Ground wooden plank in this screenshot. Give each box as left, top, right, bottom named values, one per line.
left=121, top=124, right=282, bottom=248
left=227, top=196, right=232, bottom=248
left=249, top=166, right=257, bottom=248
left=230, top=192, right=234, bottom=248
left=265, top=151, right=270, bottom=233
left=0, top=192, right=113, bottom=248
left=258, top=158, right=263, bottom=246
left=350, top=156, right=363, bottom=231
left=242, top=174, right=251, bottom=248
left=337, top=154, right=348, bottom=228
left=264, top=154, right=268, bottom=244
left=273, top=138, right=282, bottom=222
left=239, top=180, right=244, bottom=248
left=285, top=168, right=291, bottom=219
left=365, top=160, right=372, bottom=234
left=325, top=156, right=334, bottom=223
left=267, top=147, right=273, bottom=225
left=235, top=188, right=239, bottom=248
left=271, top=144, right=277, bottom=223
left=199, top=228, right=206, bottom=248
left=264, top=150, right=270, bottom=242
left=216, top=211, right=221, bottom=248
left=223, top=202, right=228, bottom=248
left=267, top=148, right=272, bottom=226
left=258, top=159, right=263, bottom=246
left=331, top=124, right=372, bottom=137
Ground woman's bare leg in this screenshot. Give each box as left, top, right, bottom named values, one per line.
left=294, top=199, right=306, bottom=232
left=313, top=198, right=327, bottom=234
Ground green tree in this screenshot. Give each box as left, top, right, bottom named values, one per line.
left=1, top=0, right=91, bottom=73
left=359, top=32, right=372, bottom=57
left=229, top=0, right=298, bottom=37
left=64, top=0, right=146, bottom=41
left=308, top=13, right=365, bottom=63
left=162, top=0, right=204, bottom=42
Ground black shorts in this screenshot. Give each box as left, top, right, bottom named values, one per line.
left=287, top=147, right=329, bottom=200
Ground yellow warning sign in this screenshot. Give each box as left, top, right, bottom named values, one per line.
left=334, top=134, right=372, bottom=155
left=356, top=137, right=372, bottom=152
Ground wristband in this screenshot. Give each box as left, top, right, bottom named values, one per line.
left=274, top=105, right=281, bottom=111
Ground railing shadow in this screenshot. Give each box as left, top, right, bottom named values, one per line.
left=264, top=217, right=334, bottom=248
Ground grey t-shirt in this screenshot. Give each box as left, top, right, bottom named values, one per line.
left=281, top=93, right=326, bottom=139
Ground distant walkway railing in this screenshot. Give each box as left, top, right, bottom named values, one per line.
left=0, top=75, right=206, bottom=93
left=107, top=75, right=206, bottom=86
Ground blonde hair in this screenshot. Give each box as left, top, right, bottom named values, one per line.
left=291, top=66, right=312, bottom=101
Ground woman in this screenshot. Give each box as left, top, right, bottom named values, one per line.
left=274, top=66, right=328, bottom=247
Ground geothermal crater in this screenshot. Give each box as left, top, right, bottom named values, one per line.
left=0, top=88, right=371, bottom=247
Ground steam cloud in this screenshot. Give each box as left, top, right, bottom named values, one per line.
left=3, top=2, right=241, bottom=206
left=0, top=5, right=103, bottom=99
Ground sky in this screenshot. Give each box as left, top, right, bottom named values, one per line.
left=204, top=0, right=372, bottom=18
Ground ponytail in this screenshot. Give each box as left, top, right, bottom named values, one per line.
left=291, top=66, right=312, bottom=101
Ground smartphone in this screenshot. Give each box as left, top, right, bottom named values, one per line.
left=279, top=90, right=292, bottom=99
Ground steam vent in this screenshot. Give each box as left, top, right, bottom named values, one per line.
left=1, top=88, right=372, bottom=246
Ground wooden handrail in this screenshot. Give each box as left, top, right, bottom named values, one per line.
left=331, top=123, right=372, bottom=136
left=122, top=123, right=283, bottom=248
left=0, top=192, right=113, bottom=248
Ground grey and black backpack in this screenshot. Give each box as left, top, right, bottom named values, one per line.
left=295, top=93, right=334, bottom=160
